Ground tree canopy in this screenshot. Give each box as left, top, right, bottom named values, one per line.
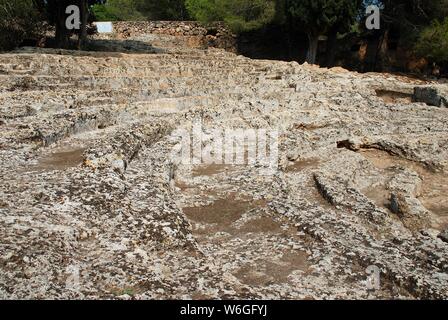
left=415, top=17, right=448, bottom=65
left=92, top=0, right=146, bottom=21
left=185, top=0, right=276, bottom=32
left=0, top=0, right=45, bottom=50
left=92, top=0, right=189, bottom=21
left=278, top=0, right=363, bottom=63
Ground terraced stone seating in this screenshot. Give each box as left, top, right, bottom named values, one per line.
left=0, top=31, right=448, bottom=299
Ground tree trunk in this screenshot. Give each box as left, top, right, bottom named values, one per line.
left=363, top=29, right=388, bottom=72
left=78, top=0, right=88, bottom=50
left=306, top=34, right=319, bottom=65
left=55, top=4, right=70, bottom=49
left=325, top=30, right=337, bottom=67
left=375, top=29, right=389, bottom=71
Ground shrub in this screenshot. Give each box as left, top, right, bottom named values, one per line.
left=92, top=0, right=145, bottom=21
left=185, top=0, right=276, bottom=33
left=0, top=0, right=44, bottom=51
left=415, top=18, right=448, bottom=64
left=92, top=0, right=189, bottom=21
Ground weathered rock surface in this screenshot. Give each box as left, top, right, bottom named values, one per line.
left=0, top=31, right=448, bottom=299
left=413, top=86, right=448, bottom=108
left=439, top=230, right=448, bottom=243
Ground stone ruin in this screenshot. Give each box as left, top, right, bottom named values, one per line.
left=0, top=24, right=447, bottom=299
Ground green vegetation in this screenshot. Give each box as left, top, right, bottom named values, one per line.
left=0, top=0, right=44, bottom=51
left=277, top=0, right=363, bottom=64
left=364, top=0, right=448, bottom=71
left=1, top=0, right=448, bottom=74
left=415, top=18, right=448, bottom=65
left=139, top=0, right=190, bottom=20
left=44, top=1, right=103, bottom=49
left=379, top=0, right=448, bottom=45
left=92, top=0, right=189, bottom=21
left=92, top=0, right=146, bottom=21
left=185, top=0, right=275, bottom=32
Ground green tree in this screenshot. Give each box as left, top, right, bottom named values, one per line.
left=138, top=0, right=190, bottom=20
left=46, top=0, right=103, bottom=49
left=186, top=0, right=276, bottom=32
left=361, top=0, right=448, bottom=71
left=381, top=0, right=448, bottom=29
left=92, top=0, right=145, bottom=21
left=415, top=18, right=448, bottom=66
left=370, top=0, right=447, bottom=50
left=281, top=0, right=362, bottom=64
left=0, top=0, right=45, bottom=51
left=92, top=0, right=189, bottom=21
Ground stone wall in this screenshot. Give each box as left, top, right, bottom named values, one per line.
left=108, top=21, right=237, bottom=52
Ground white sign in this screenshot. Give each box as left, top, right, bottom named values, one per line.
left=95, top=22, right=114, bottom=34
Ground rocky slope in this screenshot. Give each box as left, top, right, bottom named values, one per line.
left=0, top=32, right=447, bottom=299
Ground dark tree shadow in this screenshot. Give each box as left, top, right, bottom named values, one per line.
left=85, top=39, right=166, bottom=54
left=32, top=37, right=166, bottom=57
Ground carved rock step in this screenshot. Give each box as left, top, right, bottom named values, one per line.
left=413, top=86, right=448, bottom=107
